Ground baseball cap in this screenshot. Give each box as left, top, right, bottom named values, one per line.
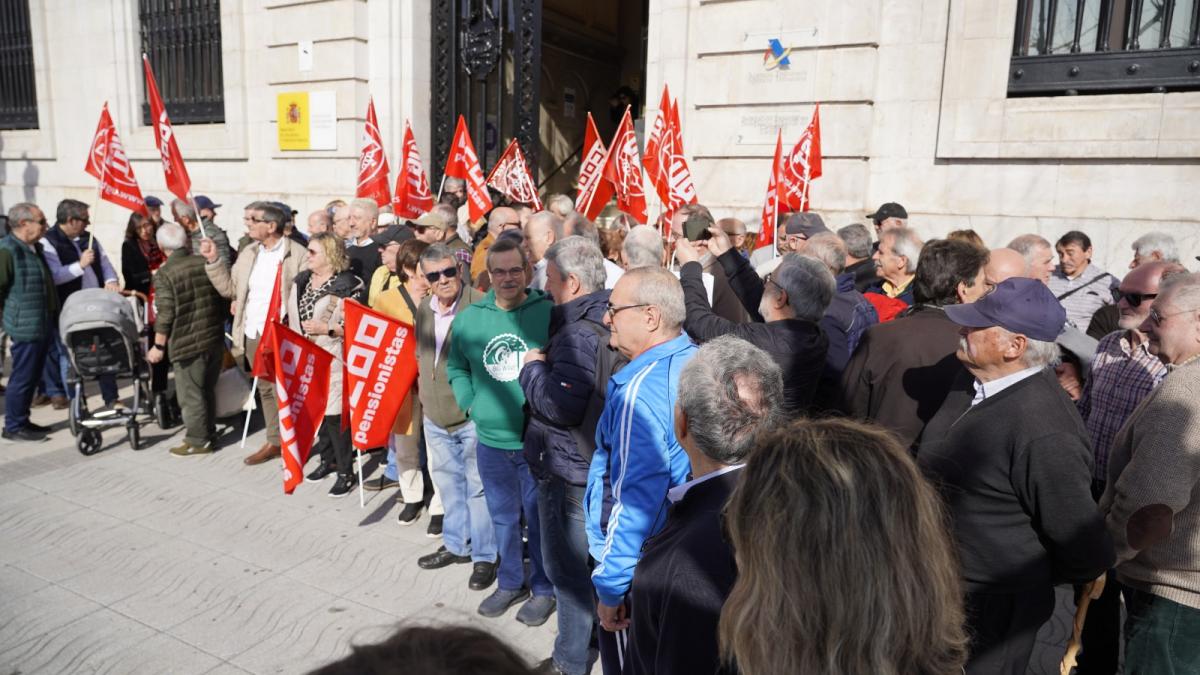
left=783, top=212, right=830, bottom=238
left=371, top=224, right=413, bottom=246
left=409, top=212, right=451, bottom=231
left=144, top=195, right=163, bottom=208
left=944, top=277, right=1066, bottom=342
left=195, top=195, right=221, bottom=211
left=867, top=202, right=908, bottom=223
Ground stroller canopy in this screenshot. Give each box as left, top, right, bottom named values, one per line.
left=60, top=288, right=140, bottom=340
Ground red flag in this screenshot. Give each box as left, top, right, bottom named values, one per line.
left=444, top=115, right=494, bottom=222
left=392, top=120, right=434, bottom=219
left=486, top=139, right=543, bottom=211
left=342, top=300, right=419, bottom=450
left=143, top=54, right=192, bottom=203
left=272, top=322, right=332, bottom=494
left=601, top=107, right=647, bottom=224
left=663, top=99, right=698, bottom=216
left=357, top=97, right=392, bottom=207
left=576, top=112, right=613, bottom=221
left=251, top=263, right=285, bottom=379
left=756, top=131, right=784, bottom=251
left=85, top=103, right=149, bottom=216
left=642, top=84, right=671, bottom=187
left=779, top=103, right=822, bottom=212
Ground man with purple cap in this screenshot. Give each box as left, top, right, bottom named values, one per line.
left=918, top=277, right=1114, bottom=675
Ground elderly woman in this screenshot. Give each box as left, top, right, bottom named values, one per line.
left=367, top=239, right=444, bottom=529
left=293, top=233, right=365, bottom=497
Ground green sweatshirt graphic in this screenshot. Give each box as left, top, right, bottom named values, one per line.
left=446, top=288, right=551, bottom=450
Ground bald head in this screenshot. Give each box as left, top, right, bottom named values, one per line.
left=488, top=207, right=520, bottom=238
left=1118, top=261, right=1190, bottom=331
left=985, top=248, right=1027, bottom=286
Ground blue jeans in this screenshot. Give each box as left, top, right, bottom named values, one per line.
left=6, top=339, right=49, bottom=432
left=43, top=325, right=118, bottom=402
left=476, top=441, right=553, bottom=596
left=1123, top=587, right=1200, bottom=674
left=423, top=419, right=496, bottom=563
left=538, top=476, right=595, bottom=675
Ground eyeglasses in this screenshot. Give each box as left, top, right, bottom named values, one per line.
left=244, top=216, right=266, bottom=223
left=1116, top=290, right=1157, bottom=307
left=764, top=272, right=785, bottom=294
left=499, top=222, right=521, bottom=231
left=605, top=302, right=649, bottom=320
left=489, top=266, right=525, bottom=279
left=423, top=266, right=458, bottom=283
left=1148, top=307, right=1196, bottom=326
left=74, top=217, right=91, bottom=225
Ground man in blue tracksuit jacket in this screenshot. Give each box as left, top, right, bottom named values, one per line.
left=585, top=266, right=697, bottom=674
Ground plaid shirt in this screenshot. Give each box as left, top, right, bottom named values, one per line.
left=1077, top=330, right=1167, bottom=481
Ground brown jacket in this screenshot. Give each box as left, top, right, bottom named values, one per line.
left=205, top=236, right=309, bottom=358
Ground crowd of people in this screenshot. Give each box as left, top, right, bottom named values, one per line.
left=1, top=184, right=1197, bottom=675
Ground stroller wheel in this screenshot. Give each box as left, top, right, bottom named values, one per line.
left=77, top=429, right=102, bottom=456
left=68, top=396, right=82, bottom=437
left=154, top=393, right=171, bottom=430
left=127, top=421, right=141, bottom=450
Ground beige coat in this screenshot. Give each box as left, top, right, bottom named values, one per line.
left=204, top=236, right=309, bottom=358
left=286, top=270, right=363, bottom=416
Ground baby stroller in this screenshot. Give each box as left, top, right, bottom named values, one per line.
left=60, top=289, right=164, bottom=454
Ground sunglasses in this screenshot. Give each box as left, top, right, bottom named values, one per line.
left=1116, top=290, right=1157, bottom=307
left=414, top=225, right=430, bottom=234
left=423, top=266, right=459, bottom=283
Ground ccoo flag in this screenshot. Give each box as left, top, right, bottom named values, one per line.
left=342, top=300, right=419, bottom=450
left=84, top=103, right=149, bottom=216
left=143, top=54, right=193, bottom=203
left=357, top=97, right=392, bottom=207
left=251, top=263, right=285, bottom=379
left=272, top=322, right=332, bottom=494
left=756, top=131, right=784, bottom=251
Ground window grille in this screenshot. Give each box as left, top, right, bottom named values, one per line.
left=139, top=0, right=224, bottom=125
left=0, top=0, right=38, bottom=130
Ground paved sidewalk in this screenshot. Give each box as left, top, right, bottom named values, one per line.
left=0, top=401, right=556, bottom=674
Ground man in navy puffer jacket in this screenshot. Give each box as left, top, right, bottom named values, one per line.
left=519, top=236, right=615, bottom=675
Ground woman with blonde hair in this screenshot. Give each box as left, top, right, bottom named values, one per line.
left=719, top=418, right=968, bottom=675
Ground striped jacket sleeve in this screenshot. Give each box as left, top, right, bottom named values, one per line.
left=591, top=362, right=673, bottom=607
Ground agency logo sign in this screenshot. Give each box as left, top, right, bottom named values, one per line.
left=763, top=39, right=792, bottom=71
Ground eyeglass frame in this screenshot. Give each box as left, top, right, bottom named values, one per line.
left=1115, top=290, right=1158, bottom=307
left=1148, top=306, right=1196, bottom=326
left=605, top=302, right=650, bottom=321
left=423, top=266, right=459, bottom=283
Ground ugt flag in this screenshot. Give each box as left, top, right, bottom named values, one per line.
left=486, top=139, right=543, bottom=211
left=143, top=54, right=192, bottom=203
left=443, top=115, right=493, bottom=222
left=357, top=97, right=392, bottom=207
left=756, top=131, right=784, bottom=251
left=779, top=103, right=822, bottom=212
left=342, top=300, right=418, bottom=450
left=576, top=112, right=613, bottom=221
left=392, top=120, right=434, bottom=219
left=272, top=322, right=332, bottom=494
left=84, top=103, right=149, bottom=216
left=601, top=106, right=647, bottom=223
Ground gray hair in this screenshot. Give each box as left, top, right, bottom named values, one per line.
left=171, top=198, right=196, bottom=222
left=623, top=266, right=686, bottom=330
left=803, top=233, right=847, bottom=275
left=677, top=335, right=784, bottom=464
left=1019, top=335, right=1061, bottom=369
left=623, top=224, right=663, bottom=269
left=528, top=210, right=565, bottom=241
left=1132, top=231, right=1179, bottom=263
left=1160, top=272, right=1200, bottom=312
left=775, top=254, right=836, bottom=322
left=419, top=243, right=457, bottom=270
left=7, top=202, right=40, bottom=227
left=545, top=236, right=606, bottom=294
left=1007, top=233, right=1052, bottom=274
left=156, top=221, right=188, bottom=252
left=837, top=223, right=873, bottom=259
left=882, top=227, right=923, bottom=274
left=349, top=198, right=379, bottom=218
left=432, top=203, right=458, bottom=225
left=546, top=194, right=575, bottom=218
left=444, top=177, right=465, bottom=190
left=565, top=212, right=599, bottom=244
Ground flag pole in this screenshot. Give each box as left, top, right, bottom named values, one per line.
left=188, top=193, right=210, bottom=240
left=356, top=447, right=365, bottom=509
left=91, top=127, right=111, bottom=253
left=239, top=377, right=259, bottom=448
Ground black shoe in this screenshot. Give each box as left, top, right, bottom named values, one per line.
left=426, top=514, right=444, bottom=538
left=396, top=501, right=423, bottom=525
left=418, top=546, right=472, bottom=570
left=305, top=461, right=336, bottom=483
left=24, top=421, right=51, bottom=433
left=468, top=561, right=497, bottom=591
left=534, top=658, right=567, bottom=675
left=363, top=475, right=400, bottom=491
left=328, top=473, right=357, bottom=498
left=2, top=427, right=47, bottom=442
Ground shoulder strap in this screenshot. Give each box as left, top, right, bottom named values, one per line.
left=1056, top=272, right=1113, bottom=302
left=398, top=285, right=417, bottom=316
left=567, top=318, right=627, bottom=464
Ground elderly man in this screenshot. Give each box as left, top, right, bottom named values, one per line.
left=841, top=239, right=990, bottom=450
left=1007, top=233, right=1056, bottom=284
left=0, top=203, right=56, bottom=442
left=867, top=201, right=908, bottom=236
left=751, top=211, right=830, bottom=278
left=1049, top=230, right=1119, bottom=329
left=346, top=198, right=384, bottom=282
left=1129, top=231, right=1179, bottom=269
left=1075, top=261, right=1183, bottom=675
left=470, top=206, right=520, bottom=287
left=677, top=229, right=831, bottom=413
left=144, top=195, right=165, bottom=226
left=838, top=222, right=878, bottom=292
left=149, top=222, right=226, bottom=456
left=802, top=233, right=879, bottom=381
left=919, top=278, right=1114, bottom=675
left=414, top=244, right=497, bottom=593
left=563, top=213, right=623, bottom=289
left=523, top=211, right=564, bottom=291
left=866, top=226, right=922, bottom=311
left=330, top=203, right=352, bottom=239
left=667, top=204, right=747, bottom=323
left=172, top=198, right=231, bottom=267
left=38, top=199, right=121, bottom=411
left=519, top=236, right=617, bottom=675
left=202, top=202, right=308, bottom=465
left=718, top=217, right=748, bottom=257
left=622, top=224, right=664, bottom=270
left=985, top=247, right=1028, bottom=286
left=587, top=266, right=697, bottom=672
left=429, top=204, right=473, bottom=269
left=626, top=336, right=783, bottom=675
left=1098, top=272, right=1200, bottom=675
left=546, top=194, right=574, bottom=219
left=447, top=236, right=554, bottom=623
left=306, top=209, right=331, bottom=237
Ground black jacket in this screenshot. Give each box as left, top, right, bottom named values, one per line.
left=121, top=238, right=154, bottom=295
left=839, top=306, right=964, bottom=450
left=627, top=468, right=740, bottom=675
left=684, top=253, right=828, bottom=413
left=918, top=368, right=1114, bottom=594
left=519, top=289, right=611, bottom=486
left=845, top=257, right=878, bottom=292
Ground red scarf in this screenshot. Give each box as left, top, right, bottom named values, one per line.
left=138, top=238, right=167, bottom=272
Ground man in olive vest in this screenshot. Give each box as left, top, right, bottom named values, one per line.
left=0, top=203, right=58, bottom=442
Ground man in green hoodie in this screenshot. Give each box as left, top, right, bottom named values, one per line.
left=447, top=234, right=555, bottom=625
